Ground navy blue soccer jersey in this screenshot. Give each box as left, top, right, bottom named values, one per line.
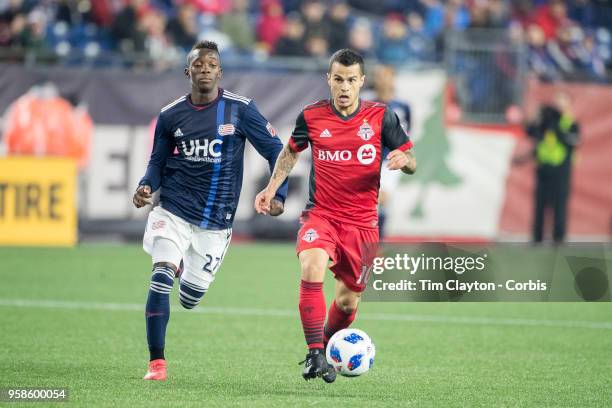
left=139, top=89, right=288, bottom=230
left=387, top=99, right=411, bottom=133
left=381, top=99, right=411, bottom=158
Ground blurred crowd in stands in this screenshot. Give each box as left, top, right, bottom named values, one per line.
left=0, top=0, right=611, bottom=80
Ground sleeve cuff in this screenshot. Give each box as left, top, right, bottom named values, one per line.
left=288, top=137, right=307, bottom=153
left=273, top=194, right=286, bottom=204
left=397, top=140, right=413, bottom=151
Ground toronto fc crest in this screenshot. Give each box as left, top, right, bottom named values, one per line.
left=357, top=120, right=374, bottom=141
left=302, top=228, right=319, bottom=243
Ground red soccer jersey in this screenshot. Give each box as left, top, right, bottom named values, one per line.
left=288, top=99, right=412, bottom=229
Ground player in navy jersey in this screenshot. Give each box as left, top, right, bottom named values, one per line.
left=372, top=64, right=412, bottom=239
left=255, top=49, right=417, bottom=382
left=133, top=40, right=288, bottom=381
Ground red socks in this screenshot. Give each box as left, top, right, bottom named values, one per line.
left=299, top=280, right=359, bottom=349
left=323, top=300, right=357, bottom=344
left=299, top=280, right=326, bottom=349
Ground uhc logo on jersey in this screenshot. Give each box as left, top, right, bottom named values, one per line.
left=180, top=138, right=223, bottom=163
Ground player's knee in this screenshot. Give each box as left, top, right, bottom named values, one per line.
left=300, top=260, right=326, bottom=282
left=149, top=264, right=176, bottom=295
left=178, top=280, right=207, bottom=309
left=335, top=293, right=360, bottom=314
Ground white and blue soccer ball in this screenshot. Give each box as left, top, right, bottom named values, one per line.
left=326, top=328, right=375, bottom=377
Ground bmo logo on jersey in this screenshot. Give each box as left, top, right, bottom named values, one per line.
left=357, top=144, right=376, bottom=165
left=317, top=149, right=352, bottom=162
left=180, top=138, right=223, bottom=163
left=317, top=144, right=377, bottom=165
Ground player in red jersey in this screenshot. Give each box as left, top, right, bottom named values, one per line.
left=254, top=49, right=416, bottom=382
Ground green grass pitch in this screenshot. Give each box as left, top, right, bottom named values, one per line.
left=0, top=244, right=611, bottom=407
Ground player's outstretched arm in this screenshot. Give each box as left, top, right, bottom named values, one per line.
left=255, top=144, right=300, bottom=215
left=386, top=149, right=417, bottom=174
left=133, top=185, right=153, bottom=208
left=136, top=114, right=173, bottom=206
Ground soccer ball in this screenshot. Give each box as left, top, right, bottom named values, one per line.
left=326, top=328, right=375, bottom=377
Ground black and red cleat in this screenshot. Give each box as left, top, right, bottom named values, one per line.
left=300, top=348, right=336, bottom=383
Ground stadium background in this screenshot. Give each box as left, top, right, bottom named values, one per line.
left=1, top=1, right=611, bottom=406
left=2, top=0, right=612, bottom=243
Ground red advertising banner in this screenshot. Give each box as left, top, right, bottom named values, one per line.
left=500, top=79, right=612, bottom=240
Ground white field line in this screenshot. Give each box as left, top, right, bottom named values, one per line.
left=0, top=298, right=611, bottom=330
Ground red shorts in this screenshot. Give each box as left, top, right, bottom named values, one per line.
left=296, top=211, right=379, bottom=292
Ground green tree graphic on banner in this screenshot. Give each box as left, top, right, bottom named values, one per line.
left=402, top=90, right=462, bottom=218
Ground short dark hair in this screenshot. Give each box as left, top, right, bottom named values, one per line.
left=187, top=40, right=220, bottom=65
left=328, top=49, right=364, bottom=75
left=192, top=40, right=219, bottom=53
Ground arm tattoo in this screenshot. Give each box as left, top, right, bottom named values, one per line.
left=268, top=144, right=299, bottom=190
left=401, top=151, right=417, bottom=174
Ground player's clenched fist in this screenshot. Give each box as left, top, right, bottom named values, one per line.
left=133, top=185, right=153, bottom=208
left=254, top=188, right=284, bottom=216
left=254, top=188, right=273, bottom=214
left=386, top=149, right=417, bottom=174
